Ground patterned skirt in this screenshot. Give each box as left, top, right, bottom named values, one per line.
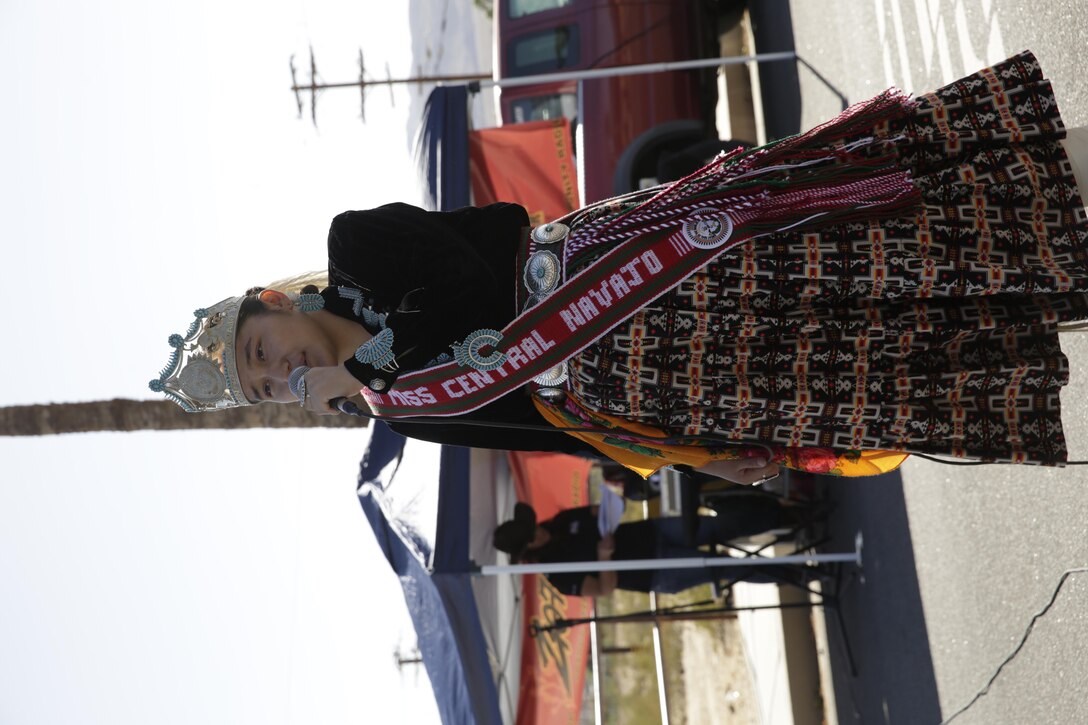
left=566, top=51, right=1088, bottom=465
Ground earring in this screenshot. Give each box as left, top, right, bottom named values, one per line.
left=297, top=293, right=325, bottom=313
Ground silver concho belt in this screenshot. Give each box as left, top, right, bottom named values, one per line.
left=522, top=222, right=570, bottom=388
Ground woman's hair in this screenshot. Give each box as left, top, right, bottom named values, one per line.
left=236, top=270, right=329, bottom=331
left=263, top=271, right=330, bottom=295
left=492, top=503, right=539, bottom=562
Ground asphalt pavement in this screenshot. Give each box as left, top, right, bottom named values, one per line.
left=748, top=2, right=1088, bottom=723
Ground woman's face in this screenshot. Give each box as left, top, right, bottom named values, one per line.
left=235, top=291, right=338, bottom=404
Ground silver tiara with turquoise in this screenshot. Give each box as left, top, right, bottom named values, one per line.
left=149, top=295, right=250, bottom=412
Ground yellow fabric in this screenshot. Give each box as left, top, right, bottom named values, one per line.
left=827, top=449, right=910, bottom=476
left=533, top=396, right=908, bottom=478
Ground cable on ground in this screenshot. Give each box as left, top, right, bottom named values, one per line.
left=939, top=567, right=1088, bottom=724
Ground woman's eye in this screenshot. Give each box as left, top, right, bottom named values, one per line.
left=257, top=344, right=265, bottom=361
left=264, top=383, right=272, bottom=398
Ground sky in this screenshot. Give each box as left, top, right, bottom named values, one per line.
left=0, top=0, right=491, bottom=722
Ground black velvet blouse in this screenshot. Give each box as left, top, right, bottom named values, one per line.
left=323, top=201, right=596, bottom=456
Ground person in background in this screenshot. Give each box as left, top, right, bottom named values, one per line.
left=492, top=500, right=808, bottom=597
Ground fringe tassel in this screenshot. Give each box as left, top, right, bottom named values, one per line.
left=564, top=88, right=920, bottom=262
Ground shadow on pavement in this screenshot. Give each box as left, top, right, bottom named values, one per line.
left=747, top=0, right=801, bottom=140
left=815, top=471, right=943, bottom=724
left=747, top=0, right=849, bottom=136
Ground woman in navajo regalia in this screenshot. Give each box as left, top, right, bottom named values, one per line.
left=152, top=52, right=1088, bottom=483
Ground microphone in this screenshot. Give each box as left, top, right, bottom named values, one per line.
left=287, top=365, right=309, bottom=401
left=288, top=365, right=356, bottom=414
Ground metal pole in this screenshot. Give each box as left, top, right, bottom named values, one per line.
left=290, top=71, right=491, bottom=92
left=645, top=492, right=669, bottom=725
left=539, top=601, right=817, bottom=632
left=292, top=52, right=797, bottom=94
left=472, top=52, right=798, bottom=88
left=479, top=535, right=862, bottom=576
left=589, top=620, right=603, bottom=725
left=649, top=590, right=670, bottom=725
left=575, top=79, right=586, bottom=208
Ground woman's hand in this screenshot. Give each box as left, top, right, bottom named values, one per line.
left=299, top=365, right=364, bottom=415
left=693, top=457, right=780, bottom=485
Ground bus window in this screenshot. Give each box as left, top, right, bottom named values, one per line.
left=510, top=93, right=577, bottom=123
left=507, top=0, right=571, bottom=18
left=509, top=26, right=579, bottom=76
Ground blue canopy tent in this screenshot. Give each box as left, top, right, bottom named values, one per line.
left=415, top=85, right=472, bottom=212
left=357, top=424, right=510, bottom=725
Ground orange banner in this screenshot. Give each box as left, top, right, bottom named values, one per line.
left=469, top=119, right=579, bottom=226
left=507, top=452, right=593, bottom=725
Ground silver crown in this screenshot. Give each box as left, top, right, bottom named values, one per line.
left=149, top=295, right=250, bottom=412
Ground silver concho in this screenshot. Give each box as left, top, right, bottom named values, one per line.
left=177, top=357, right=227, bottom=403
left=532, top=363, right=569, bottom=387
left=535, top=386, right=567, bottom=403
left=523, top=290, right=551, bottom=312
left=531, top=222, right=569, bottom=245
left=681, top=209, right=735, bottom=250
left=369, top=378, right=386, bottom=391
left=453, top=328, right=508, bottom=371
left=524, top=250, right=560, bottom=293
